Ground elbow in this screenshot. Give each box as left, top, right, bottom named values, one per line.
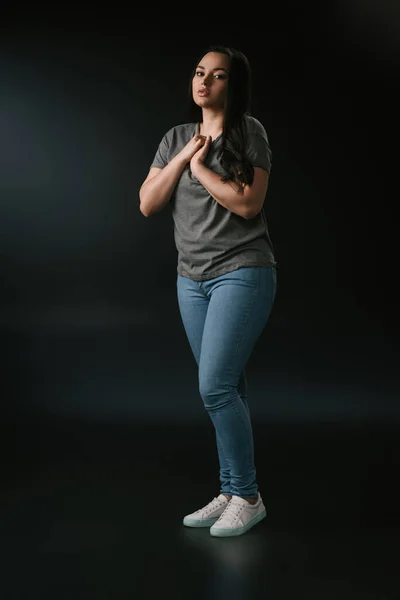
left=245, top=198, right=264, bottom=220
left=140, top=202, right=149, bottom=217
left=243, top=205, right=256, bottom=220
left=246, top=207, right=260, bottom=220
left=242, top=190, right=260, bottom=219
left=139, top=191, right=150, bottom=217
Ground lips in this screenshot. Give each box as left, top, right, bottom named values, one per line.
left=198, top=89, right=210, bottom=96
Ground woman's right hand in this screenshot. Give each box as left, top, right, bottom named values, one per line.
left=178, top=134, right=207, bottom=164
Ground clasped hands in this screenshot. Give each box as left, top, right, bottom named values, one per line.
left=190, top=135, right=212, bottom=177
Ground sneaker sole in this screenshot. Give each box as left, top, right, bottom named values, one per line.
left=183, top=516, right=220, bottom=527
left=209, top=508, right=267, bottom=537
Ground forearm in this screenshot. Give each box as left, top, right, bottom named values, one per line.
left=140, top=153, right=187, bottom=217
left=192, top=162, right=249, bottom=219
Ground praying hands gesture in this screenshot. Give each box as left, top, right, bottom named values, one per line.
left=190, top=135, right=212, bottom=176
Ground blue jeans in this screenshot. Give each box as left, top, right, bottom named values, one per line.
left=177, top=265, right=277, bottom=498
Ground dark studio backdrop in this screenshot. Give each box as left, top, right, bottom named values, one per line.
left=1, top=5, right=400, bottom=597
left=0, top=7, right=399, bottom=438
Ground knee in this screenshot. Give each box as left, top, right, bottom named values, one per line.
left=199, top=381, right=212, bottom=404
left=199, top=381, right=231, bottom=411
left=199, top=380, right=217, bottom=409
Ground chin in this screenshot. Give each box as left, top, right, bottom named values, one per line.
left=195, top=97, right=212, bottom=106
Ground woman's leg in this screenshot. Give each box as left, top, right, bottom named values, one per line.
left=197, top=266, right=277, bottom=500
left=177, top=274, right=248, bottom=496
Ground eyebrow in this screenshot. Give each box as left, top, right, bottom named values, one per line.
left=196, top=65, right=229, bottom=73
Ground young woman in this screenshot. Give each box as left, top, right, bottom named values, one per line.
left=139, top=45, right=277, bottom=537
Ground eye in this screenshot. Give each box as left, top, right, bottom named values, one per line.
left=195, top=71, right=225, bottom=79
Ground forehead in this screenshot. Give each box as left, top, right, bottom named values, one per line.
left=198, top=52, right=230, bottom=67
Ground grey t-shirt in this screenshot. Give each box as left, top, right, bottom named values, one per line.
left=150, top=113, right=277, bottom=281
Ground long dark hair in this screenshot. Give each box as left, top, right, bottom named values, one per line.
left=186, top=45, right=255, bottom=192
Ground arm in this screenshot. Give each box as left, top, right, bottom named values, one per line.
left=139, top=153, right=187, bottom=217
left=191, top=163, right=269, bottom=220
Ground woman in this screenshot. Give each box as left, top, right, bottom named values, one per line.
left=139, top=45, right=277, bottom=537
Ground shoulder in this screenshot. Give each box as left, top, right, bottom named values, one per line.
left=174, top=122, right=196, bottom=133
left=242, top=114, right=268, bottom=137
left=161, top=122, right=196, bottom=141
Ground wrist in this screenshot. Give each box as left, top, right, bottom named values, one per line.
left=190, top=160, right=205, bottom=177
left=176, top=152, right=189, bottom=168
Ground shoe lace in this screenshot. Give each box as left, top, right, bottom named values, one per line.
left=218, top=499, right=243, bottom=524
left=197, top=497, right=224, bottom=515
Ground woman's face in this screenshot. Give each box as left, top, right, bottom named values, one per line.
left=192, top=52, right=230, bottom=109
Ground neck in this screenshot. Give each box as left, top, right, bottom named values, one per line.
left=200, top=108, right=224, bottom=135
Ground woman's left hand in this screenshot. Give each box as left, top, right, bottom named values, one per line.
left=190, top=135, right=212, bottom=175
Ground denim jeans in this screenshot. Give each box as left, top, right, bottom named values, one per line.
left=177, top=265, right=277, bottom=498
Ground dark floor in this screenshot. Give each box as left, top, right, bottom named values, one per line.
left=1, top=415, right=399, bottom=599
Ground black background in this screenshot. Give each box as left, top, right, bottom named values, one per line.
left=0, top=3, right=399, bottom=598
left=1, top=4, right=398, bottom=422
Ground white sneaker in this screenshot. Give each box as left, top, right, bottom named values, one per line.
left=210, top=493, right=266, bottom=537
left=183, top=494, right=230, bottom=527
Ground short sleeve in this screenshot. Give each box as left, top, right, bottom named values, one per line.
left=245, top=132, right=272, bottom=174
left=149, top=132, right=169, bottom=169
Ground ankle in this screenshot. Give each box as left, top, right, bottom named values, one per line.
left=222, top=494, right=231, bottom=501
left=244, top=496, right=258, bottom=505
